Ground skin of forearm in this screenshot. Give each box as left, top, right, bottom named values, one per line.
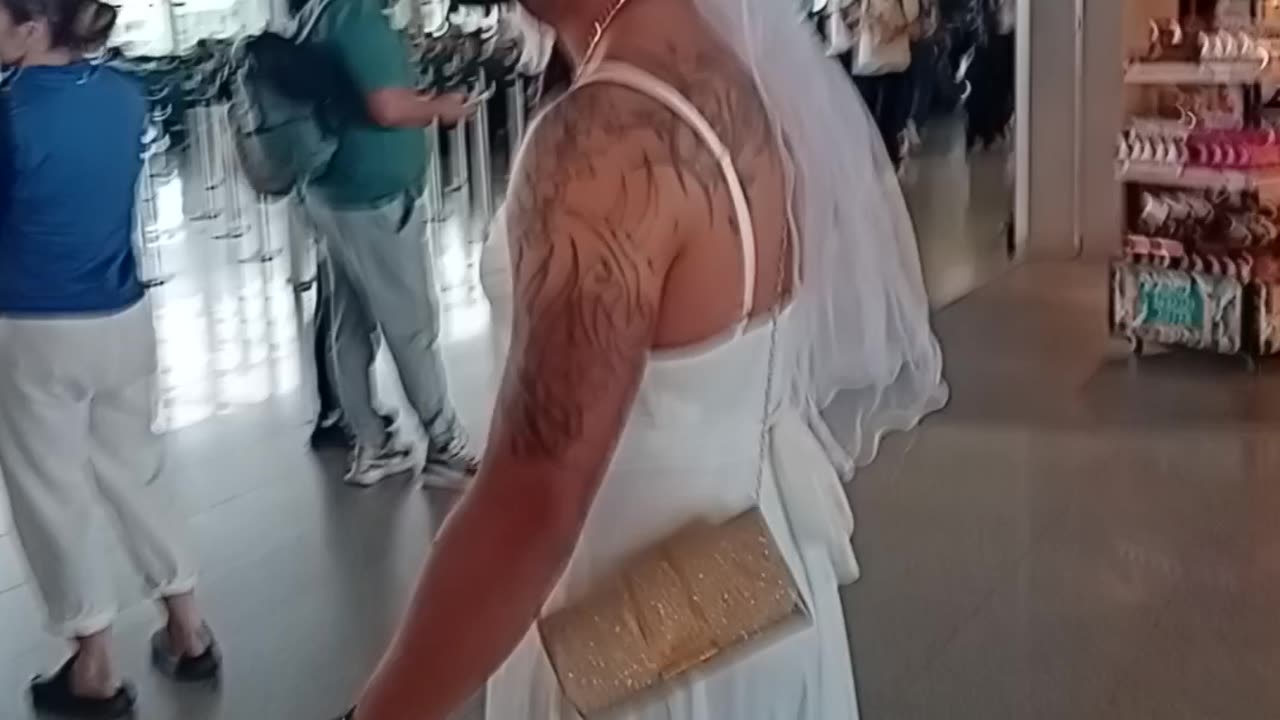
left=354, top=456, right=596, bottom=720
left=371, top=93, right=465, bottom=129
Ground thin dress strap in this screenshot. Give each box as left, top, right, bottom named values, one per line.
left=575, top=59, right=758, bottom=324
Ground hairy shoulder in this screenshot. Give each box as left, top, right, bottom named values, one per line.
left=493, top=65, right=776, bottom=463
left=631, top=42, right=778, bottom=191
left=496, top=85, right=682, bottom=463
left=510, top=81, right=722, bottom=228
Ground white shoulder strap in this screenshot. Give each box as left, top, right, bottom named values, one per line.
left=575, top=60, right=758, bottom=322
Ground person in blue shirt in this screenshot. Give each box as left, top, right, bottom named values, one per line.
left=0, top=0, right=220, bottom=716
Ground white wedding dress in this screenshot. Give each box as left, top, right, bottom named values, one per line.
left=480, top=60, right=862, bottom=720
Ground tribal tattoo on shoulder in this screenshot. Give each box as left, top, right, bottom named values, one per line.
left=496, top=48, right=778, bottom=463
left=497, top=86, right=667, bottom=462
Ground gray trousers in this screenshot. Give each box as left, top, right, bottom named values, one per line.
left=304, top=191, right=458, bottom=449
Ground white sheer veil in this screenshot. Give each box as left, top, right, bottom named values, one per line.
left=692, top=0, right=949, bottom=478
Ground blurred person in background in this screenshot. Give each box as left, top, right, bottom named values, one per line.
left=299, top=0, right=481, bottom=488
left=0, top=0, right=219, bottom=716
left=963, top=0, right=1014, bottom=149
left=286, top=0, right=399, bottom=453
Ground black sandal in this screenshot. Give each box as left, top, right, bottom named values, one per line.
left=30, top=654, right=136, bottom=719
left=150, top=625, right=221, bottom=682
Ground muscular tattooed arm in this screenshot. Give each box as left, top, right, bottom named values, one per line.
left=353, top=86, right=689, bottom=720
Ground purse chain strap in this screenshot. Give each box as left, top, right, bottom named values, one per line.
left=751, top=163, right=793, bottom=505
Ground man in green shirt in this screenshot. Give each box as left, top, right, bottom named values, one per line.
left=301, top=0, right=478, bottom=487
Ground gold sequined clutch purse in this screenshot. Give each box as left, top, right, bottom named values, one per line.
left=537, top=508, right=810, bottom=718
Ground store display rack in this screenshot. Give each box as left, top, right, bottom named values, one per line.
left=1124, top=59, right=1277, bottom=85
left=1113, top=0, right=1280, bottom=359
left=1116, top=160, right=1280, bottom=190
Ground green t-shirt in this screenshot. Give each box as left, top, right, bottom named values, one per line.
left=309, top=0, right=425, bottom=208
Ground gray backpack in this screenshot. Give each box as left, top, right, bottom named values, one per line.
left=229, top=0, right=340, bottom=197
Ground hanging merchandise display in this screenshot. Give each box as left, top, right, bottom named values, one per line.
left=1114, top=0, right=1280, bottom=358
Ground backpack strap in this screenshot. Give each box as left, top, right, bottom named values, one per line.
left=293, top=0, right=336, bottom=40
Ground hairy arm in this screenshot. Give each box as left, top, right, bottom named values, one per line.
left=353, top=87, right=686, bottom=720
left=364, top=88, right=472, bottom=128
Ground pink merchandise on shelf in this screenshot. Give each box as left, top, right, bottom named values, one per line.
left=1186, top=129, right=1280, bottom=168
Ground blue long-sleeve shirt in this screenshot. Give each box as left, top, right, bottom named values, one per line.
left=0, top=62, right=146, bottom=316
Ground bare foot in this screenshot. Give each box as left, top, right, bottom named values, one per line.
left=71, top=631, right=122, bottom=699
left=161, top=592, right=209, bottom=657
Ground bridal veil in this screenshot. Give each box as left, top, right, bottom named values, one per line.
left=693, top=0, right=948, bottom=479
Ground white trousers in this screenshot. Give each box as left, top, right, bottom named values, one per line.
left=0, top=299, right=197, bottom=638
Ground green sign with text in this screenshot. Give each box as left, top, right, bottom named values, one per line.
left=1137, top=279, right=1204, bottom=330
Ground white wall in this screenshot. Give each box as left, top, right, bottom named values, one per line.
left=1018, top=0, right=1088, bottom=260
left=1076, top=0, right=1126, bottom=260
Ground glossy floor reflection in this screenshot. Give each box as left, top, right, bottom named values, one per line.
left=31, top=122, right=1280, bottom=720
left=903, top=114, right=1013, bottom=308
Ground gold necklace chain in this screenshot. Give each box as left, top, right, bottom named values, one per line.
left=581, top=0, right=635, bottom=71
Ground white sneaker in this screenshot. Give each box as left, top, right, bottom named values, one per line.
left=345, top=443, right=417, bottom=487
left=421, top=435, right=480, bottom=490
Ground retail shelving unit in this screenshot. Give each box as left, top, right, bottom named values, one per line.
left=1113, top=0, right=1280, bottom=358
